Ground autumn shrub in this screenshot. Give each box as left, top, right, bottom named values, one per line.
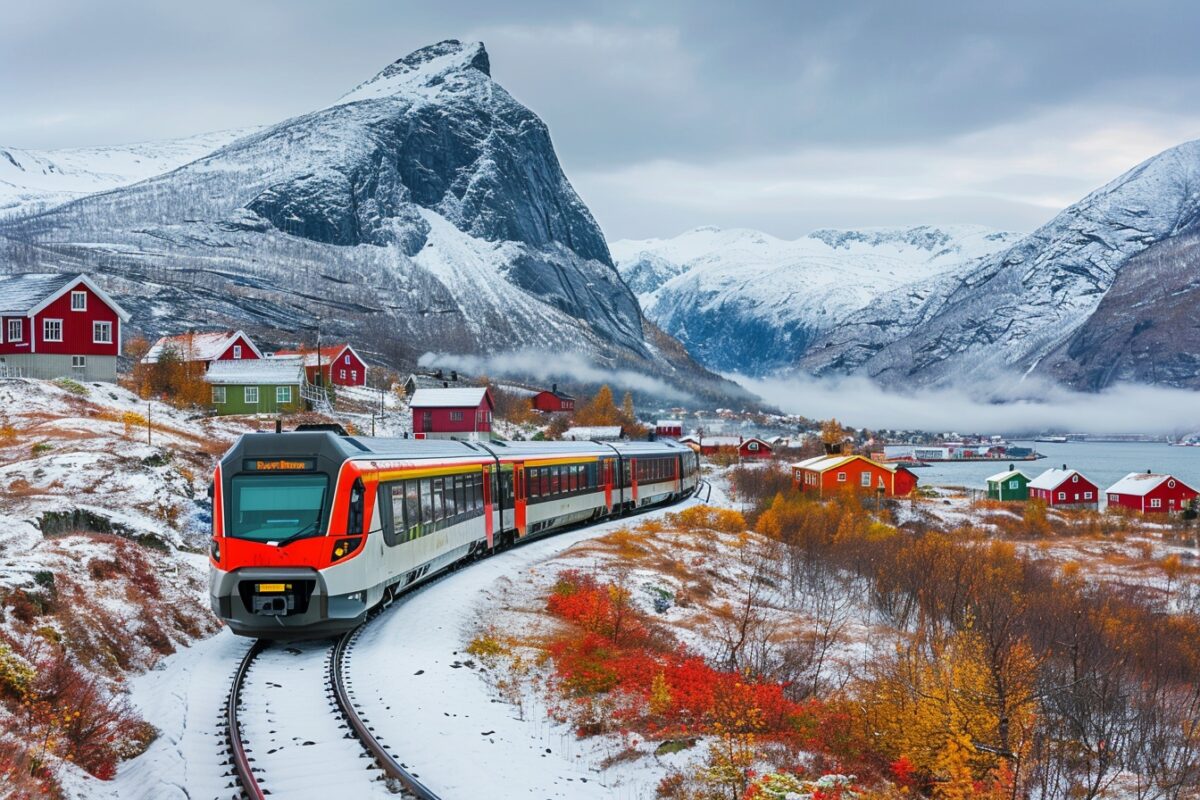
left=727, top=462, right=795, bottom=516
left=667, top=505, right=746, bottom=534
left=51, top=378, right=89, bottom=397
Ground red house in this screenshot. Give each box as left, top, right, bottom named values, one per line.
left=144, top=330, right=261, bottom=369
left=792, top=454, right=918, bottom=497
left=410, top=386, right=495, bottom=440
left=1105, top=472, right=1198, bottom=514
left=0, top=273, right=130, bottom=382
left=1027, top=466, right=1098, bottom=508
left=679, top=435, right=773, bottom=459
left=532, top=383, right=574, bottom=413
left=655, top=419, right=683, bottom=438
left=272, top=344, right=367, bottom=387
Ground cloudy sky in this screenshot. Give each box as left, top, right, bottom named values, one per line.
left=5, top=0, right=1200, bottom=240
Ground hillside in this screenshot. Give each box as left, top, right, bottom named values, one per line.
left=799, top=139, right=1200, bottom=388
left=612, top=225, right=1019, bottom=374
left=0, top=41, right=749, bottom=408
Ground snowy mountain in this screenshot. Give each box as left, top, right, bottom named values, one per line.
left=799, top=139, right=1200, bottom=388
left=0, top=129, right=253, bottom=217
left=613, top=225, right=1020, bottom=374
left=0, top=41, right=746, bottom=405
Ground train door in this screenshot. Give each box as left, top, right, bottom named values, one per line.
left=674, top=455, right=681, bottom=495
left=514, top=464, right=527, bottom=537
left=482, top=466, right=494, bottom=548
left=602, top=459, right=613, bottom=512
left=630, top=457, right=638, bottom=504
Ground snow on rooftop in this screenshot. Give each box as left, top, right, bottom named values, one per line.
left=0, top=273, right=75, bottom=315
left=1028, top=467, right=1088, bottom=490
left=562, top=426, right=623, bottom=441
left=144, top=331, right=259, bottom=364
left=986, top=469, right=1028, bottom=483
left=409, top=386, right=490, bottom=408
left=1105, top=472, right=1188, bottom=496
left=272, top=344, right=354, bottom=368
left=204, top=357, right=304, bottom=385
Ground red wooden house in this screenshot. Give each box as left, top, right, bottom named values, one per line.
left=1027, top=466, right=1098, bottom=508
left=410, top=386, right=495, bottom=440
left=1105, top=472, right=1198, bottom=514
left=532, top=383, right=574, bottom=413
left=144, top=330, right=261, bottom=369
left=792, top=454, right=918, bottom=497
left=272, top=344, right=367, bottom=387
left=0, top=273, right=130, bottom=382
left=655, top=419, right=683, bottom=438
left=679, top=435, right=773, bottom=459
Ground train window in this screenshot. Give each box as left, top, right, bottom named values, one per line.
left=528, top=468, right=539, bottom=499
left=570, top=465, right=579, bottom=492
left=404, top=481, right=420, bottom=538
left=445, top=477, right=458, bottom=520
left=455, top=475, right=468, bottom=518
left=550, top=468, right=560, bottom=496
left=419, top=478, right=436, bottom=533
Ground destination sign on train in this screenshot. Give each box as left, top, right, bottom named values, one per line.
left=243, top=458, right=316, bottom=472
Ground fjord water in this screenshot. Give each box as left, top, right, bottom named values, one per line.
left=919, top=440, right=1200, bottom=493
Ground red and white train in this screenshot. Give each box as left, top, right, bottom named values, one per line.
left=209, top=431, right=700, bottom=638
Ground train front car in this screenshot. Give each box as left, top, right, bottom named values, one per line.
left=209, top=432, right=372, bottom=639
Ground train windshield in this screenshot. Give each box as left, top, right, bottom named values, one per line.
left=228, top=474, right=329, bottom=543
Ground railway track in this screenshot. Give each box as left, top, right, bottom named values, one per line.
left=224, top=491, right=701, bottom=799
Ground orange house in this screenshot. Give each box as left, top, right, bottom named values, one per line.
left=792, top=454, right=918, bottom=497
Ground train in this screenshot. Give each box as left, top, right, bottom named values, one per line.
left=208, top=431, right=701, bottom=639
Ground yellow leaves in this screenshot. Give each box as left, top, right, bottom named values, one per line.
left=649, top=671, right=672, bottom=716
left=667, top=505, right=746, bottom=534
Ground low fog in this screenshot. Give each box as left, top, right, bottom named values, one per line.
left=738, top=373, right=1200, bottom=436
left=419, top=350, right=693, bottom=401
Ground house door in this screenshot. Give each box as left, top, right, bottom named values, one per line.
left=603, top=459, right=613, bottom=512
left=421, top=410, right=432, bottom=433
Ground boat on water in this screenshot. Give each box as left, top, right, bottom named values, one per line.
left=1036, top=435, right=1069, bottom=443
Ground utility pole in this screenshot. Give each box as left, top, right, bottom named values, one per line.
left=146, top=401, right=152, bottom=446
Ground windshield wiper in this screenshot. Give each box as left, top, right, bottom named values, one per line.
left=271, top=520, right=322, bottom=547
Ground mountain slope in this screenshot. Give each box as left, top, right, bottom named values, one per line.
left=0, top=41, right=746, bottom=405
left=613, top=225, right=1019, bottom=374
left=800, top=140, right=1200, bottom=386
left=0, top=129, right=252, bottom=217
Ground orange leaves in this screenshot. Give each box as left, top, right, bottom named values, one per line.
left=667, top=505, right=747, bottom=534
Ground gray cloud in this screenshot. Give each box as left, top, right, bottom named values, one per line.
left=4, top=1, right=1200, bottom=237
left=418, top=350, right=694, bottom=402
left=739, top=372, right=1200, bottom=436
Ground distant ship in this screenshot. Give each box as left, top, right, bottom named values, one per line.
left=1035, top=435, right=1069, bottom=443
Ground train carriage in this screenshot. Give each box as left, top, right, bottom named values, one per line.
left=209, top=431, right=699, bottom=639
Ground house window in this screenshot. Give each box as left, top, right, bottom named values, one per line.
left=1009, top=479, right=1019, bottom=489
left=351, top=370, right=357, bottom=382
left=43, top=319, right=62, bottom=342
left=212, top=386, right=226, bottom=404
left=1109, top=494, right=1117, bottom=502
left=70, top=291, right=87, bottom=311
left=1168, top=479, right=1177, bottom=488
left=339, top=369, right=347, bottom=380
left=93, top=321, right=112, bottom=344
left=276, top=386, right=292, bottom=404
left=450, top=410, right=464, bottom=422
left=344, top=354, right=351, bottom=364
left=748, top=442, right=759, bottom=451
left=7, top=320, right=21, bottom=341
left=244, top=386, right=258, bottom=404
left=232, top=345, right=243, bottom=359
left=1071, top=475, right=1078, bottom=483
left=1150, top=498, right=1162, bottom=509
left=1057, top=491, right=1066, bottom=500
left=1084, top=491, right=1093, bottom=500
left=861, top=472, right=871, bottom=487
left=71, top=356, right=85, bottom=370
left=837, top=471, right=847, bottom=482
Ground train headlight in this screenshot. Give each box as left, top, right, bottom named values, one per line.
left=330, top=537, right=362, bottom=563
left=210, top=537, right=220, bottom=562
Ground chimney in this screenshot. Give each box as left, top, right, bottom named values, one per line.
left=1062, top=464, right=1067, bottom=471
left=451, top=370, right=458, bottom=381
left=1008, top=463, right=1014, bottom=471
left=1147, top=468, right=1152, bottom=474
left=443, top=381, right=449, bottom=388
left=552, top=382, right=557, bottom=393
left=436, top=368, right=444, bottom=380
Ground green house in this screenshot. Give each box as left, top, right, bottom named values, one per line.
left=205, top=358, right=304, bottom=416
left=986, top=466, right=1030, bottom=501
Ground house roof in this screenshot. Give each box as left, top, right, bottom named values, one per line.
left=0, top=273, right=131, bottom=320
left=656, top=419, right=682, bottom=428
left=409, top=386, right=492, bottom=409
left=536, top=387, right=574, bottom=400
left=145, top=330, right=261, bottom=363
left=986, top=469, right=1029, bottom=484
left=562, top=426, right=624, bottom=441
left=1106, top=472, right=1193, bottom=497
left=1028, top=468, right=1090, bottom=491
left=273, top=343, right=365, bottom=369
left=204, top=357, right=305, bottom=385
left=793, top=454, right=900, bottom=473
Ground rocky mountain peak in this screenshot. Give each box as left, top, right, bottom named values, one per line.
left=335, top=40, right=491, bottom=106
